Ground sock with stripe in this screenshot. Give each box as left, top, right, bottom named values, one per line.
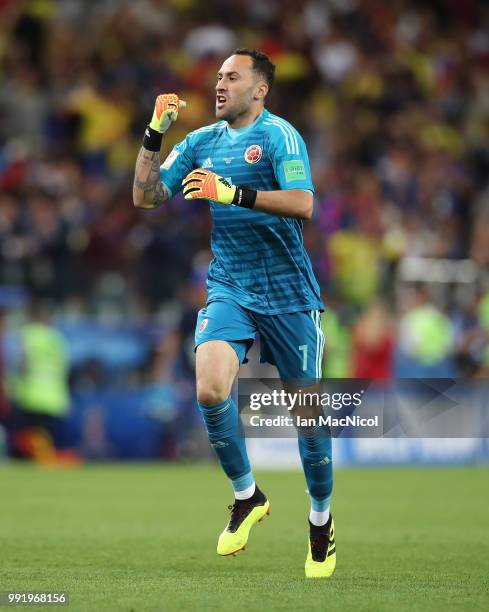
left=197, top=395, right=254, bottom=495
left=298, top=433, right=333, bottom=517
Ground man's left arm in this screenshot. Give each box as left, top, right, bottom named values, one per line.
left=253, top=188, right=312, bottom=220
left=182, top=168, right=312, bottom=219
left=181, top=122, right=314, bottom=220
left=258, top=126, right=315, bottom=219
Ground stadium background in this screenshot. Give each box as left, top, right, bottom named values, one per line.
left=1, top=2, right=488, bottom=611
left=0, top=0, right=488, bottom=465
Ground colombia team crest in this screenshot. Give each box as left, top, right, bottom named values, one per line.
left=244, top=144, right=262, bottom=164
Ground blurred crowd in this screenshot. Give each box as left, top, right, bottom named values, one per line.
left=1, top=0, right=489, bottom=391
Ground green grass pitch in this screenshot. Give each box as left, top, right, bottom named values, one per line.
left=1, top=463, right=488, bottom=611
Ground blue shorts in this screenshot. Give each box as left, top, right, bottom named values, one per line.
left=195, top=299, right=325, bottom=379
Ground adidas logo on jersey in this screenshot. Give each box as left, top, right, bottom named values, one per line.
left=202, top=157, right=214, bottom=168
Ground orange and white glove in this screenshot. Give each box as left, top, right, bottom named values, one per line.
left=143, top=93, right=186, bottom=152
left=182, top=169, right=257, bottom=208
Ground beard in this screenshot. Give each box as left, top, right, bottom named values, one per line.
left=216, top=93, right=253, bottom=123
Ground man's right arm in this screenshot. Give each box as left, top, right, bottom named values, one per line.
left=133, top=146, right=169, bottom=209
left=132, top=93, right=186, bottom=209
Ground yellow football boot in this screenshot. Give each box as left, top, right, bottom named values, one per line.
left=217, top=486, right=270, bottom=556
left=305, top=515, right=336, bottom=578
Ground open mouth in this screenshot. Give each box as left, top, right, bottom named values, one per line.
left=216, top=95, right=227, bottom=109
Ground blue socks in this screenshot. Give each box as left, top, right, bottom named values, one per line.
left=198, top=396, right=333, bottom=507
left=197, top=396, right=254, bottom=493
left=298, top=434, right=333, bottom=511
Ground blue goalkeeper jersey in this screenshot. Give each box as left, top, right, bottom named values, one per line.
left=160, top=108, right=323, bottom=315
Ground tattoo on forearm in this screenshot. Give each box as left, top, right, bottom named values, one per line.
left=133, top=147, right=167, bottom=207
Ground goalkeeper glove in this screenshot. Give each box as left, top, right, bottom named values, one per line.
left=143, top=94, right=186, bottom=151
left=182, top=169, right=257, bottom=209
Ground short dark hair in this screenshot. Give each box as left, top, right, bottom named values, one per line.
left=233, top=48, right=275, bottom=89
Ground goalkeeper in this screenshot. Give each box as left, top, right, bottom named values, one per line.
left=133, top=49, right=335, bottom=579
